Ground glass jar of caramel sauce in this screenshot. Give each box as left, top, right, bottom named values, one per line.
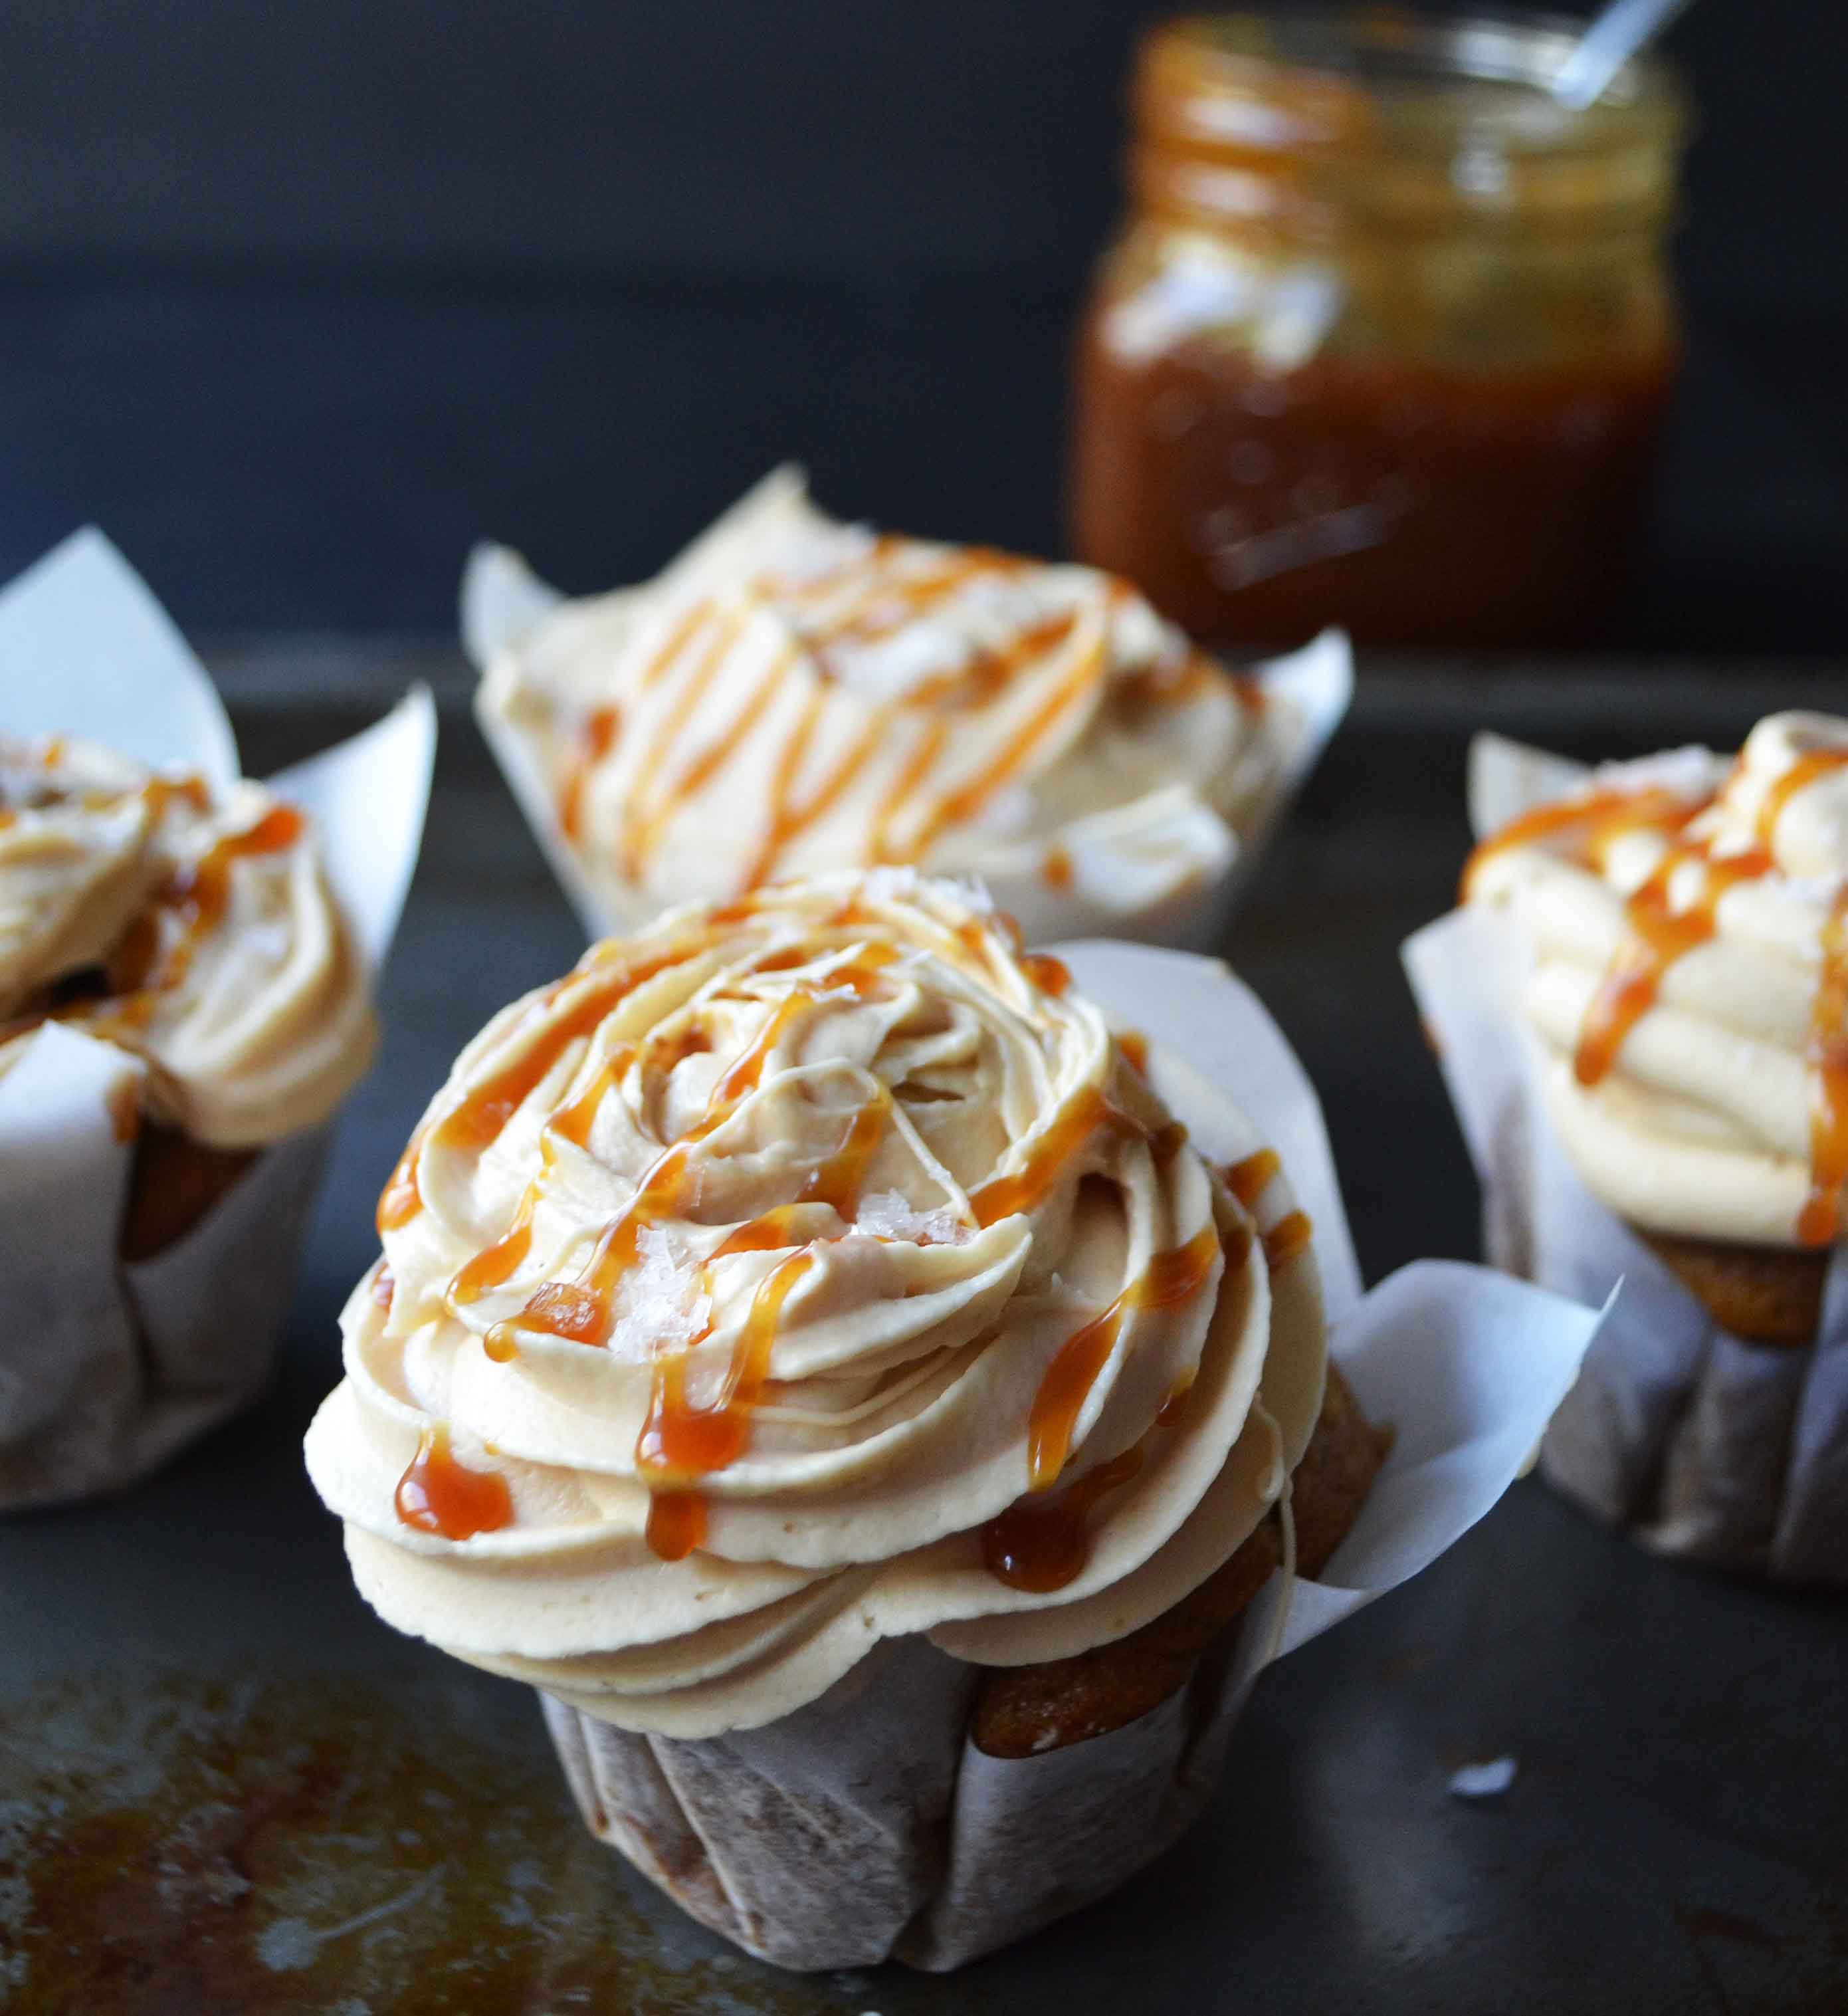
left=1070, top=10, right=1689, bottom=648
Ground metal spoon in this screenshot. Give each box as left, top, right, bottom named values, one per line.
left=1550, top=0, right=1696, bottom=110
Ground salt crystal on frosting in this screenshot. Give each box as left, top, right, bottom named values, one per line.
left=855, top=1189, right=968, bottom=1247
left=606, top=1226, right=710, bottom=1363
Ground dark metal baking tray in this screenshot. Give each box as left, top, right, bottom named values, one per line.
left=3, top=652, right=1843, bottom=2015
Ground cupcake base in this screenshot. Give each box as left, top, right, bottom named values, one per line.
left=541, top=1366, right=1385, bottom=1973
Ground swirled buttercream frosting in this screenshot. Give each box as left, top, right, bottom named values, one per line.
left=0, top=733, right=377, bottom=1145
left=306, top=873, right=1328, bottom=1737
left=474, top=469, right=1296, bottom=933
left=1464, top=712, right=1848, bottom=1248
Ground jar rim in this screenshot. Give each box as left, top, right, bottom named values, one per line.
left=1149, top=8, right=1690, bottom=156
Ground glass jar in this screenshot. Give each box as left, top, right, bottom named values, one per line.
left=1069, top=9, right=1689, bottom=649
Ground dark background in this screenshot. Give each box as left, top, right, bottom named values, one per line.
left=0, top=1, right=1843, bottom=649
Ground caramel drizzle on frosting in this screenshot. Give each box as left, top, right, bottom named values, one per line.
left=91, top=801, right=305, bottom=1034
left=1023, top=1224, right=1223, bottom=1493
left=386, top=907, right=1235, bottom=1578
left=1572, top=838, right=1774, bottom=1088
left=558, top=706, right=619, bottom=843
left=395, top=1423, right=511, bottom=1541
left=979, top=1219, right=1233, bottom=1595
left=547, top=538, right=1206, bottom=894
left=377, top=948, right=680, bottom=1236
left=0, top=753, right=232, bottom=1045
left=1467, top=748, right=1848, bottom=1248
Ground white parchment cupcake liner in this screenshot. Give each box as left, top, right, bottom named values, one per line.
left=0, top=530, right=435, bottom=1512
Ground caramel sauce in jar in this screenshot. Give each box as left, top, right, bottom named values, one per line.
left=1070, top=13, right=1687, bottom=649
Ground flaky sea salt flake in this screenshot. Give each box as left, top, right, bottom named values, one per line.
left=855, top=1190, right=968, bottom=1247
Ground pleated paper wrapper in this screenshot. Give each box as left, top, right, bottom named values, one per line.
left=459, top=534, right=1352, bottom=952
left=539, top=941, right=1609, bottom=1972
left=1403, top=734, right=1848, bottom=1583
left=0, top=531, right=436, bottom=1512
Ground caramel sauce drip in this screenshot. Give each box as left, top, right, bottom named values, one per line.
left=1556, top=750, right=1845, bottom=1096
left=637, top=600, right=714, bottom=690
left=968, top=1086, right=1112, bottom=1228
left=1223, top=1147, right=1279, bottom=1208
left=869, top=719, right=948, bottom=863
left=1754, top=750, right=1848, bottom=848
left=558, top=705, right=619, bottom=843
left=644, top=1489, right=708, bottom=1561
left=981, top=1446, right=1144, bottom=1594
left=376, top=1119, right=429, bottom=1233
left=449, top=1042, right=649, bottom=1307
left=1262, top=1210, right=1314, bottom=1270
left=101, top=802, right=306, bottom=1022
left=140, top=772, right=213, bottom=820
left=900, top=612, right=1080, bottom=711
left=485, top=954, right=898, bottom=1357
left=966, top=1077, right=1160, bottom=1232
left=377, top=953, right=674, bottom=1236
left=1799, top=887, right=1848, bottom=1247
left=1024, top=1224, right=1221, bottom=1492
left=903, top=627, right=1109, bottom=862
left=625, top=646, right=793, bottom=875
left=1150, top=1119, right=1188, bottom=1165
left=1020, top=952, right=1071, bottom=996
left=1041, top=843, right=1074, bottom=892
left=394, top=1424, right=512, bottom=1541
left=638, top=1250, right=813, bottom=1486
left=1117, top=655, right=1218, bottom=713
left=1459, top=783, right=1705, bottom=904
left=741, top=689, right=884, bottom=890
left=618, top=612, right=748, bottom=878
left=1574, top=841, right=1774, bottom=1087
left=1118, top=1030, right=1150, bottom=1075
left=804, top=545, right=1025, bottom=652
left=627, top=1086, right=890, bottom=1553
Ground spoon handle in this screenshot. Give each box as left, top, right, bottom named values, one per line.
left=1552, top=0, right=1695, bottom=110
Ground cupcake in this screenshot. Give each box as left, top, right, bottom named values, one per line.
left=464, top=467, right=1349, bottom=948
left=0, top=528, right=434, bottom=1511
left=1405, top=714, right=1848, bottom=1581
left=308, top=872, right=1605, bottom=1971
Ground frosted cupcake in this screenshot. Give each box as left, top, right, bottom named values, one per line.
left=0, top=528, right=433, bottom=1512
left=309, top=872, right=1606, bottom=1970
left=464, top=467, right=1348, bottom=947
left=1407, top=714, right=1848, bottom=1580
